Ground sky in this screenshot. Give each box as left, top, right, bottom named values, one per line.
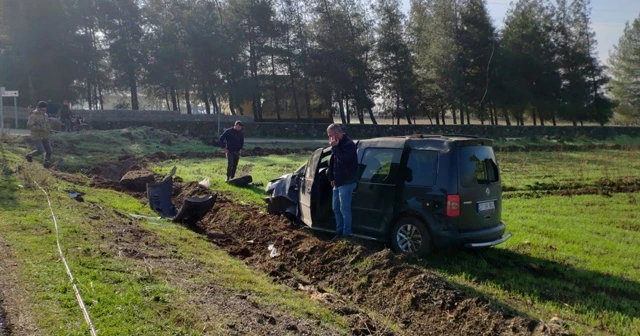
left=400, top=0, right=640, bottom=64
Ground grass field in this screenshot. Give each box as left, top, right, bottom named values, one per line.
left=1, top=130, right=639, bottom=335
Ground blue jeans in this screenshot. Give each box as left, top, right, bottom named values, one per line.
left=332, top=182, right=357, bottom=236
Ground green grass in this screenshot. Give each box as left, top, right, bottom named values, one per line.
left=498, top=149, right=640, bottom=190
left=153, top=155, right=308, bottom=204
left=0, top=147, right=348, bottom=335
left=493, top=134, right=640, bottom=148
left=422, top=193, right=640, bottom=335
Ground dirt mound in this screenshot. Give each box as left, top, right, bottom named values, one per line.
left=119, top=169, right=156, bottom=192
left=88, top=156, right=139, bottom=181
left=195, top=198, right=566, bottom=336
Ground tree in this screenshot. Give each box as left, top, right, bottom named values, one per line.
left=97, top=0, right=146, bottom=110
left=0, top=0, right=82, bottom=105
left=458, top=0, right=497, bottom=125
left=501, top=0, right=561, bottom=126
left=609, top=14, right=640, bottom=122
left=376, top=0, right=418, bottom=125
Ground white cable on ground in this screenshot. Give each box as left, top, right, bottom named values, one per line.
left=34, top=181, right=98, bottom=336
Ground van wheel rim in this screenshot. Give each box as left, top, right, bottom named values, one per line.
left=397, top=224, right=423, bottom=253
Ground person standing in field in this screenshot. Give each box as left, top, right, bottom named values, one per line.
left=59, top=100, right=73, bottom=132
left=326, top=123, right=358, bottom=241
left=26, top=101, right=53, bottom=168
left=219, top=120, right=244, bottom=182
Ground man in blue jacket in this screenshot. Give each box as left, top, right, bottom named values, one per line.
left=327, top=123, right=358, bottom=241
left=219, top=121, right=244, bottom=182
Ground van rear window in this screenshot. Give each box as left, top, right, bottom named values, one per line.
left=458, top=146, right=499, bottom=187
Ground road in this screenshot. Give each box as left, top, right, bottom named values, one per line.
left=1, top=128, right=326, bottom=144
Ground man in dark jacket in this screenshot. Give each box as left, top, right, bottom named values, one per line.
left=219, top=120, right=244, bottom=182
left=327, top=123, right=358, bottom=241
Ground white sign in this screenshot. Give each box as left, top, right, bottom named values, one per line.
left=2, top=90, right=18, bottom=97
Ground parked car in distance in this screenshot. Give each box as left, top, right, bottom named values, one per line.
left=265, top=134, right=511, bottom=256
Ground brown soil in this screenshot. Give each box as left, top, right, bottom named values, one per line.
left=192, top=195, right=569, bottom=335
left=79, top=162, right=570, bottom=335
left=504, top=177, right=640, bottom=199
left=0, top=239, right=38, bottom=336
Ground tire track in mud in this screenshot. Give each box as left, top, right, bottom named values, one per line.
left=503, top=177, right=640, bottom=199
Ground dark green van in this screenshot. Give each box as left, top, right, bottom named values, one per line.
left=265, top=135, right=511, bottom=256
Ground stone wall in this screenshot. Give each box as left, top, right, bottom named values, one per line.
left=87, top=120, right=640, bottom=140
left=3, top=108, right=639, bottom=139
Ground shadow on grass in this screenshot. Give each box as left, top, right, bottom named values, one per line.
left=418, top=247, right=640, bottom=322
left=0, top=143, right=19, bottom=210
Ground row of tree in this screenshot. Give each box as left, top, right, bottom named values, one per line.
left=0, top=0, right=635, bottom=124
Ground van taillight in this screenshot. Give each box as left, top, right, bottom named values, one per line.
left=447, top=195, right=460, bottom=217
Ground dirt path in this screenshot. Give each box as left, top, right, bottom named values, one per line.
left=0, top=238, right=38, bottom=336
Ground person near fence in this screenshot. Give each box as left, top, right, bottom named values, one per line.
left=26, top=101, right=53, bottom=168
left=59, top=100, right=72, bottom=132
left=326, top=123, right=358, bottom=241
left=219, top=120, right=244, bottom=182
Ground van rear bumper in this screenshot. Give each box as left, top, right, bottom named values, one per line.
left=464, top=232, right=512, bottom=248
left=434, top=222, right=511, bottom=248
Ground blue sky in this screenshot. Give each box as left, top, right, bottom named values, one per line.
left=400, top=0, right=640, bottom=64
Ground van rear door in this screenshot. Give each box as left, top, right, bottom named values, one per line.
left=456, top=144, right=502, bottom=231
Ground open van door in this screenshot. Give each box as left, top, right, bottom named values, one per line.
left=299, top=148, right=324, bottom=226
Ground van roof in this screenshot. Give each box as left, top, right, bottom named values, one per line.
left=360, top=134, right=493, bottom=147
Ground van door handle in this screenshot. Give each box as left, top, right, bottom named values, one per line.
left=484, top=215, right=491, bottom=220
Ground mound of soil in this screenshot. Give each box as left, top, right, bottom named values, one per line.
left=120, top=169, right=156, bottom=192
left=194, top=198, right=569, bottom=336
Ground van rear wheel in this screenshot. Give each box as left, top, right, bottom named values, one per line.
left=391, top=217, right=432, bottom=256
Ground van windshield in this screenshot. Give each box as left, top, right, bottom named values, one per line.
left=458, top=146, right=499, bottom=187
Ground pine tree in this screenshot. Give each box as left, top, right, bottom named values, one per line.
left=97, top=0, right=146, bottom=110
left=501, top=0, right=561, bottom=126
left=458, top=0, right=497, bottom=124
left=376, top=0, right=418, bottom=124
left=609, top=14, right=640, bottom=122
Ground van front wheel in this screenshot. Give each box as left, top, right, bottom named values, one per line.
left=391, top=217, right=432, bottom=256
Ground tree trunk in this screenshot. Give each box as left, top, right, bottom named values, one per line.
left=165, top=92, right=170, bottom=111
left=551, top=112, right=557, bottom=126
left=203, top=91, right=211, bottom=114
left=367, top=107, right=377, bottom=125
left=170, top=86, right=178, bottom=111
left=466, top=105, right=471, bottom=124
left=129, top=69, right=139, bottom=110
left=345, top=94, right=351, bottom=124
left=460, top=106, right=464, bottom=125
left=87, top=82, right=93, bottom=111
left=452, top=105, right=457, bottom=124
left=288, top=63, right=300, bottom=120
left=270, top=38, right=281, bottom=120
left=441, top=107, right=446, bottom=125
left=404, top=102, right=412, bottom=125
left=93, top=85, right=99, bottom=110
left=502, top=108, right=511, bottom=126
left=532, top=109, right=537, bottom=126
left=185, top=88, right=192, bottom=114
left=338, top=93, right=347, bottom=124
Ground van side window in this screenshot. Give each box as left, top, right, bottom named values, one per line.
left=359, top=148, right=403, bottom=184
left=405, top=150, right=439, bottom=187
